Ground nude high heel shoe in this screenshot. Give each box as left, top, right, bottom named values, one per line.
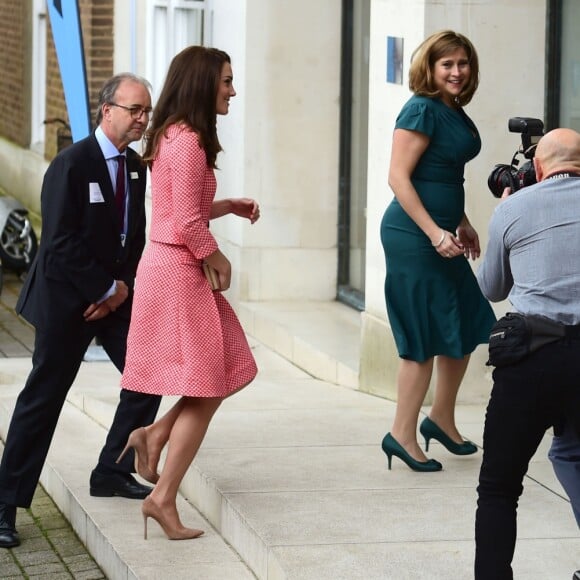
left=116, top=427, right=160, bottom=484
left=142, top=496, right=204, bottom=540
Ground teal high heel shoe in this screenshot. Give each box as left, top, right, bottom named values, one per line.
left=419, top=417, right=478, bottom=455
left=381, top=433, right=442, bottom=472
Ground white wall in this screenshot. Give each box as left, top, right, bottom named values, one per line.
left=361, top=0, right=546, bottom=401
left=113, top=0, right=131, bottom=73
left=207, top=0, right=249, bottom=301
left=212, top=0, right=342, bottom=302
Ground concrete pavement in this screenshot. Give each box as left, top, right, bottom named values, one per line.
left=0, top=272, right=578, bottom=579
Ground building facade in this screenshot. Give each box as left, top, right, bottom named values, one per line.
left=0, top=0, right=575, bottom=402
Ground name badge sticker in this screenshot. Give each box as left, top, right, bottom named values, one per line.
left=130, top=172, right=139, bottom=180
left=89, top=182, right=105, bottom=203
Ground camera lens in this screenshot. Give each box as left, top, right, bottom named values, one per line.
left=487, top=164, right=515, bottom=198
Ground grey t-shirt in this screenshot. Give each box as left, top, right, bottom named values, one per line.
left=477, top=175, right=580, bottom=325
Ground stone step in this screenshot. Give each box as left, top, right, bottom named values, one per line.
left=0, top=336, right=577, bottom=579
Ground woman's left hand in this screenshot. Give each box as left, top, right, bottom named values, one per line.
left=456, top=223, right=481, bottom=260
left=231, top=198, right=261, bottom=223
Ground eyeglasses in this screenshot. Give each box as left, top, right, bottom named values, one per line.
left=109, top=103, right=153, bottom=119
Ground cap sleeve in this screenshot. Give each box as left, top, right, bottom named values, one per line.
left=395, top=100, right=435, bottom=138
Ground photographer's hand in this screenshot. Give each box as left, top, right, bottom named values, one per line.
left=456, top=222, right=481, bottom=260
left=501, top=187, right=512, bottom=199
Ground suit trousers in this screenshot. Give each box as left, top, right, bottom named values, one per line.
left=474, top=337, right=580, bottom=579
left=0, top=314, right=161, bottom=507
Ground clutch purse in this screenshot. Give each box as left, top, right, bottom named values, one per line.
left=202, top=262, right=220, bottom=290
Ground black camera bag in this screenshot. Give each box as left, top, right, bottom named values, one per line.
left=487, top=312, right=567, bottom=367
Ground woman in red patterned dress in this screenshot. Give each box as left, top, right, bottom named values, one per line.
left=118, top=46, right=259, bottom=540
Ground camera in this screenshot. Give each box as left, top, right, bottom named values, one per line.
left=487, top=117, right=545, bottom=198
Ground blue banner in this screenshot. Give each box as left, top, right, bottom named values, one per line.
left=47, top=0, right=91, bottom=142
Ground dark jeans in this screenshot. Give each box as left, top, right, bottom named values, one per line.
left=475, top=338, right=580, bottom=580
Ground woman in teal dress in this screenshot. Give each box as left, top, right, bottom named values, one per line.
left=380, top=31, right=496, bottom=472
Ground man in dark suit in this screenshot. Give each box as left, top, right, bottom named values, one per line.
left=0, top=73, right=162, bottom=548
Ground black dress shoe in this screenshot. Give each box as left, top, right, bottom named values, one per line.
left=90, top=470, right=153, bottom=499
left=0, top=502, right=20, bottom=548
left=573, top=571, right=580, bottom=580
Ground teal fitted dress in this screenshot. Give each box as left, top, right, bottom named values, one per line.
left=380, top=95, right=496, bottom=362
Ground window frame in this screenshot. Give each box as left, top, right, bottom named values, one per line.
left=545, top=0, right=562, bottom=130
left=146, top=0, right=213, bottom=100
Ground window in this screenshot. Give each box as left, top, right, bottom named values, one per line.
left=147, top=0, right=213, bottom=99
left=558, top=0, right=580, bottom=131
left=546, top=0, right=580, bottom=131
left=337, top=0, right=370, bottom=310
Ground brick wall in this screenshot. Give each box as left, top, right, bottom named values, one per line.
left=0, top=1, right=31, bottom=148
left=45, top=14, right=67, bottom=160
left=84, top=0, right=115, bottom=124
left=0, top=0, right=114, bottom=156
left=45, top=0, right=115, bottom=160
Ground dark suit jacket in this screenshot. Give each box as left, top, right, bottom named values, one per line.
left=17, top=132, right=147, bottom=331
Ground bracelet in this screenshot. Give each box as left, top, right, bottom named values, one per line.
left=432, top=230, right=446, bottom=248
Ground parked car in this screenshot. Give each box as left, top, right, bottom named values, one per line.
left=0, top=195, right=38, bottom=280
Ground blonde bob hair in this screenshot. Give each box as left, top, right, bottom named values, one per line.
left=408, top=30, right=479, bottom=106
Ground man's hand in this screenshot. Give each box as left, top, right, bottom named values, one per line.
left=105, top=280, right=129, bottom=311
left=83, top=280, right=128, bottom=322
left=83, top=302, right=111, bottom=322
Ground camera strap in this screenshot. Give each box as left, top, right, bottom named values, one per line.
left=545, top=171, right=580, bottom=180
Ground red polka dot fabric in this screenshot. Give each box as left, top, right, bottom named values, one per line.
left=121, top=125, right=257, bottom=397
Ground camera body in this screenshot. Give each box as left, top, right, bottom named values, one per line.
left=487, top=117, right=545, bottom=198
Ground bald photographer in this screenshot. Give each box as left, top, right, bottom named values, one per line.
left=475, top=127, right=580, bottom=579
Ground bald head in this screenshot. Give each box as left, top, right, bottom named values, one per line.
left=534, top=128, right=580, bottom=181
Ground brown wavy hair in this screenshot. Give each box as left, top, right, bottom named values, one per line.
left=408, top=30, right=479, bottom=106
left=143, top=46, right=231, bottom=168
